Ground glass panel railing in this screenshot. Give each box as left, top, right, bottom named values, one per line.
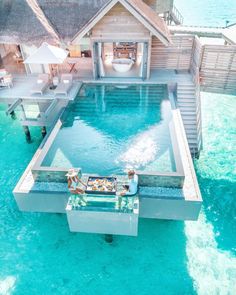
left=66, top=194, right=138, bottom=213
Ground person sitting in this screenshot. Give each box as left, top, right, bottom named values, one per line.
left=120, top=169, right=138, bottom=196
left=66, top=168, right=86, bottom=195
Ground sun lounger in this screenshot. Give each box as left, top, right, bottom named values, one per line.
left=54, top=74, right=73, bottom=96
left=31, top=73, right=50, bottom=95
left=0, top=68, right=8, bottom=78
left=0, top=74, right=13, bottom=88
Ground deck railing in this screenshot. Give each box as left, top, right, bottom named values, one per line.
left=171, top=5, right=184, bottom=25
left=66, top=194, right=138, bottom=213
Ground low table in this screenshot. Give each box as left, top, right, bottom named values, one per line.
left=85, top=176, right=117, bottom=195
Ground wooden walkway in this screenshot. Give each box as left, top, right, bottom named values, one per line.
left=169, top=25, right=236, bottom=45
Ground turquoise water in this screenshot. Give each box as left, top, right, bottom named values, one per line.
left=42, top=84, right=175, bottom=174
left=175, top=0, right=236, bottom=26
left=1, top=4, right=236, bottom=295
left=1, top=92, right=235, bottom=294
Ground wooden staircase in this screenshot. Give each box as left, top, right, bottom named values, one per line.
left=177, top=81, right=202, bottom=157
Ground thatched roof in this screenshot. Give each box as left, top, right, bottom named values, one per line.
left=0, top=0, right=111, bottom=45
left=0, top=0, right=171, bottom=45
left=0, top=0, right=53, bottom=45
left=37, top=0, right=110, bottom=42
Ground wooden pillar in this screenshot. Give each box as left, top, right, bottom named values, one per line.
left=23, top=125, right=31, bottom=143
left=41, top=126, right=47, bottom=138
left=21, top=104, right=31, bottom=142
left=147, top=37, right=152, bottom=79
left=8, top=104, right=16, bottom=119
left=10, top=110, right=16, bottom=119
left=104, top=234, right=113, bottom=243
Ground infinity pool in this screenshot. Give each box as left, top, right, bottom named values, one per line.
left=42, top=84, right=176, bottom=175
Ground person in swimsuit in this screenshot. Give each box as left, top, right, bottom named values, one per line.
left=120, top=170, right=138, bottom=196
left=118, top=170, right=138, bottom=209
left=66, top=168, right=86, bottom=194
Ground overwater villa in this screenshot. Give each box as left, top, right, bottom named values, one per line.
left=0, top=0, right=235, bottom=237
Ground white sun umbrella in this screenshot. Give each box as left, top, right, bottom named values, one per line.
left=24, top=42, right=68, bottom=76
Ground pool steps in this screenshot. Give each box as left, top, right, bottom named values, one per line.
left=177, top=81, right=202, bottom=155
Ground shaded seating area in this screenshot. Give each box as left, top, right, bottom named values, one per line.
left=30, top=73, right=50, bottom=95
left=54, top=74, right=73, bottom=96
left=0, top=68, right=13, bottom=88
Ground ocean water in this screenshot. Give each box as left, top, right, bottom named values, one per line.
left=1, top=93, right=235, bottom=295
left=0, top=4, right=236, bottom=295
left=42, top=84, right=175, bottom=174
left=175, top=0, right=236, bottom=26
left=0, top=93, right=236, bottom=295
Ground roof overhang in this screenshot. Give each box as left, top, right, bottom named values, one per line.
left=71, top=0, right=171, bottom=46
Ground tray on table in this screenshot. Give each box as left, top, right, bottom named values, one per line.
left=85, top=176, right=117, bottom=195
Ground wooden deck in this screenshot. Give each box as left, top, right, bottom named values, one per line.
left=169, top=25, right=223, bottom=38
left=0, top=70, right=193, bottom=103
left=84, top=69, right=193, bottom=85
left=169, top=24, right=236, bottom=45
left=0, top=74, right=82, bottom=103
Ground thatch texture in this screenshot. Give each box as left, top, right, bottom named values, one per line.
left=37, top=0, right=110, bottom=42
left=0, top=0, right=53, bottom=44
left=0, top=0, right=110, bottom=44
left=0, top=0, right=171, bottom=45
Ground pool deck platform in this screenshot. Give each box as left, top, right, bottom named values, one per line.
left=13, top=85, right=202, bottom=235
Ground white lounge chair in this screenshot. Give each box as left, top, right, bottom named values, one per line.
left=31, top=73, right=50, bottom=95
left=54, top=74, right=73, bottom=96
left=0, top=74, right=13, bottom=88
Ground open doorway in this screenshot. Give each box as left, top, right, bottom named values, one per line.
left=93, top=41, right=148, bottom=79
left=0, top=44, right=25, bottom=74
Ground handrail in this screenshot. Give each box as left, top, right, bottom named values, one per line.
left=169, top=24, right=224, bottom=29
left=194, top=66, right=200, bottom=86
left=5, top=98, right=22, bottom=116
left=172, top=5, right=184, bottom=25
left=44, top=98, right=59, bottom=118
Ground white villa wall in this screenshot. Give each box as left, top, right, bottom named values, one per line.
left=14, top=190, right=69, bottom=213
left=139, top=197, right=201, bottom=220
left=151, top=35, right=194, bottom=70
left=91, top=3, right=150, bottom=41
left=66, top=210, right=139, bottom=236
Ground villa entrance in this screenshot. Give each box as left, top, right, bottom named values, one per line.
left=93, top=41, right=149, bottom=79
